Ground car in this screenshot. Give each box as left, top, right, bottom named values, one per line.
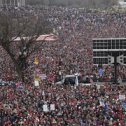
left=55, top=74, right=90, bottom=85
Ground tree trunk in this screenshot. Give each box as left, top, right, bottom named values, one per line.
left=12, top=59, right=25, bottom=82
left=2, top=45, right=26, bottom=82
left=15, top=64, right=25, bottom=82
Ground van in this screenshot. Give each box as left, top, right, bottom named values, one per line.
left=55, top=74, right=90, bottom=85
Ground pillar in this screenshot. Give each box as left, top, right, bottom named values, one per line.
left=4, top=0, right=7, bottom=5
left=17, top=0, right=19, bottom=5
left=22, top=0, right=25, bottom=6
left=10, top=0, right=11, bottom=6
left=0, top=0, right=2, bottom=6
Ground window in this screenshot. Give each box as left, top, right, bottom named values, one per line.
left=93, top=51, right=108, bottom=57
left=93, top=58, right=108, bottom=64
left=115, top=40, right=120, bottom=49
left=97, top=42, right=104, bottom=49
left=124, top=52, right=126, bottom=56
left=103, top=42, right=108, bottom=49
left=112, top=40, right=116, bottom=49
left=123, top=40, right=126, bottom=49
left=108, top=40, right=111, bottom=49
left=120, top=40, right=123, bottom=49
left=93, top=52, right=97, bottom=56
left=93, top=42, right=97, bottom=49
left=124, top=58, right=126, bottom=64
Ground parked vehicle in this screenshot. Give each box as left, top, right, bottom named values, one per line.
left=55, top=74, right=90, bottom=85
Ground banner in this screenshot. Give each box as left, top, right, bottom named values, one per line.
left=99, top=68, right=104, bottom=77
left=43, top=104, right=49, bottom=112
left=34, top=57, right=39, bottom=65
left=96, top=84, right=100, bottom=90
left=34, top=80, right=39, bottom=87
left=40, top=74, right=47, bottom=80
left=35, top=76, right=40, bottom=81
left=50, top=104, right=55, bottom=111
left=119, top=95, right=125, bottom=100
left=122, top=102, right=126, bottom=110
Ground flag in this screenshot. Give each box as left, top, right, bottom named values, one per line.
left=34, top=57, right=39, bottom=65
left=35, top=76, right=40, bottom=81
left=99, top=68, right=104, bottom=77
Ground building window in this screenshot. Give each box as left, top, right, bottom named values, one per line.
left=93, top=42, right=97, bottom=49
left=115, top=40, right=120, bottom=49
left=93, top=58, right=108, bottom=64
left=112, top=40, right=116, bottom=49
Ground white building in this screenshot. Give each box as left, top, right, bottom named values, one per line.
left=118, top=0, right=126, bottom=8
left=0, top=0, right=26, bottom=6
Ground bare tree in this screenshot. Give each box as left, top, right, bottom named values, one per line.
left=0, top=11, right=53, bottom=83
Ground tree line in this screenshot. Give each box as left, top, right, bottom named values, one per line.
left=26, top=0, right=118, bottom=8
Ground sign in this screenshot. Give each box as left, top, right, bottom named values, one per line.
left=42, top=91, right=45, bottom=96
left=99, top=68, right=104, bottom=77
left=99, top=99, right=105, bottom=107
left=119, top=95, right=125, bottom=100
left=96, top=84, right=100, bottom=90
left=34, top=80, right=39, bottom=87
left=43, top=104, right=49, bottom=112
left=17, top=85, right=24, bottom=91
left=41, top=74, right=47, bottom=80
left=34, top=57, right=39, bottom=65
left=50, top=104, right=55, bottom=111
left=122, top=102, right=126, bottom=110
left=35, top=76, right=40, bottom=81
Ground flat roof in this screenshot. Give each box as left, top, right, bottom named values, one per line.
left=93, top=38, right=126, bottom=41
left=13, top=34, right=58, bottom=42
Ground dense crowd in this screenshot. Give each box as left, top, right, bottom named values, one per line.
left=0, top=83, right=126, bottom=125
left=1, top=5, right=126, bottom=125
left=1, top=6, right=126, bottom=82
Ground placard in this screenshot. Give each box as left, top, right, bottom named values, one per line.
left=119, top=95, right=125, bottom=100
left=43, top=104, right=49, bottom=112
left=34, top=80, right=39, bottom=87
left=122, top=102, right=126, bottom=110
left=41, top=74, right=47, bottom=80
left=50, top=104, right=55, bottom=111
left=97, top=85, right=100, bottom=90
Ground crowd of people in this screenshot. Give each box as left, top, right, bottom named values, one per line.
left=0, top=83, right=126, bottom=125
left=1, top=6, right=126, bottom=82
left=1, top=5, right=126, bottom=125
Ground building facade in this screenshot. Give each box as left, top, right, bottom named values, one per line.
left=0, top=0, right=26, bottom=6
left=93, top=38, right=126, bottom=65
